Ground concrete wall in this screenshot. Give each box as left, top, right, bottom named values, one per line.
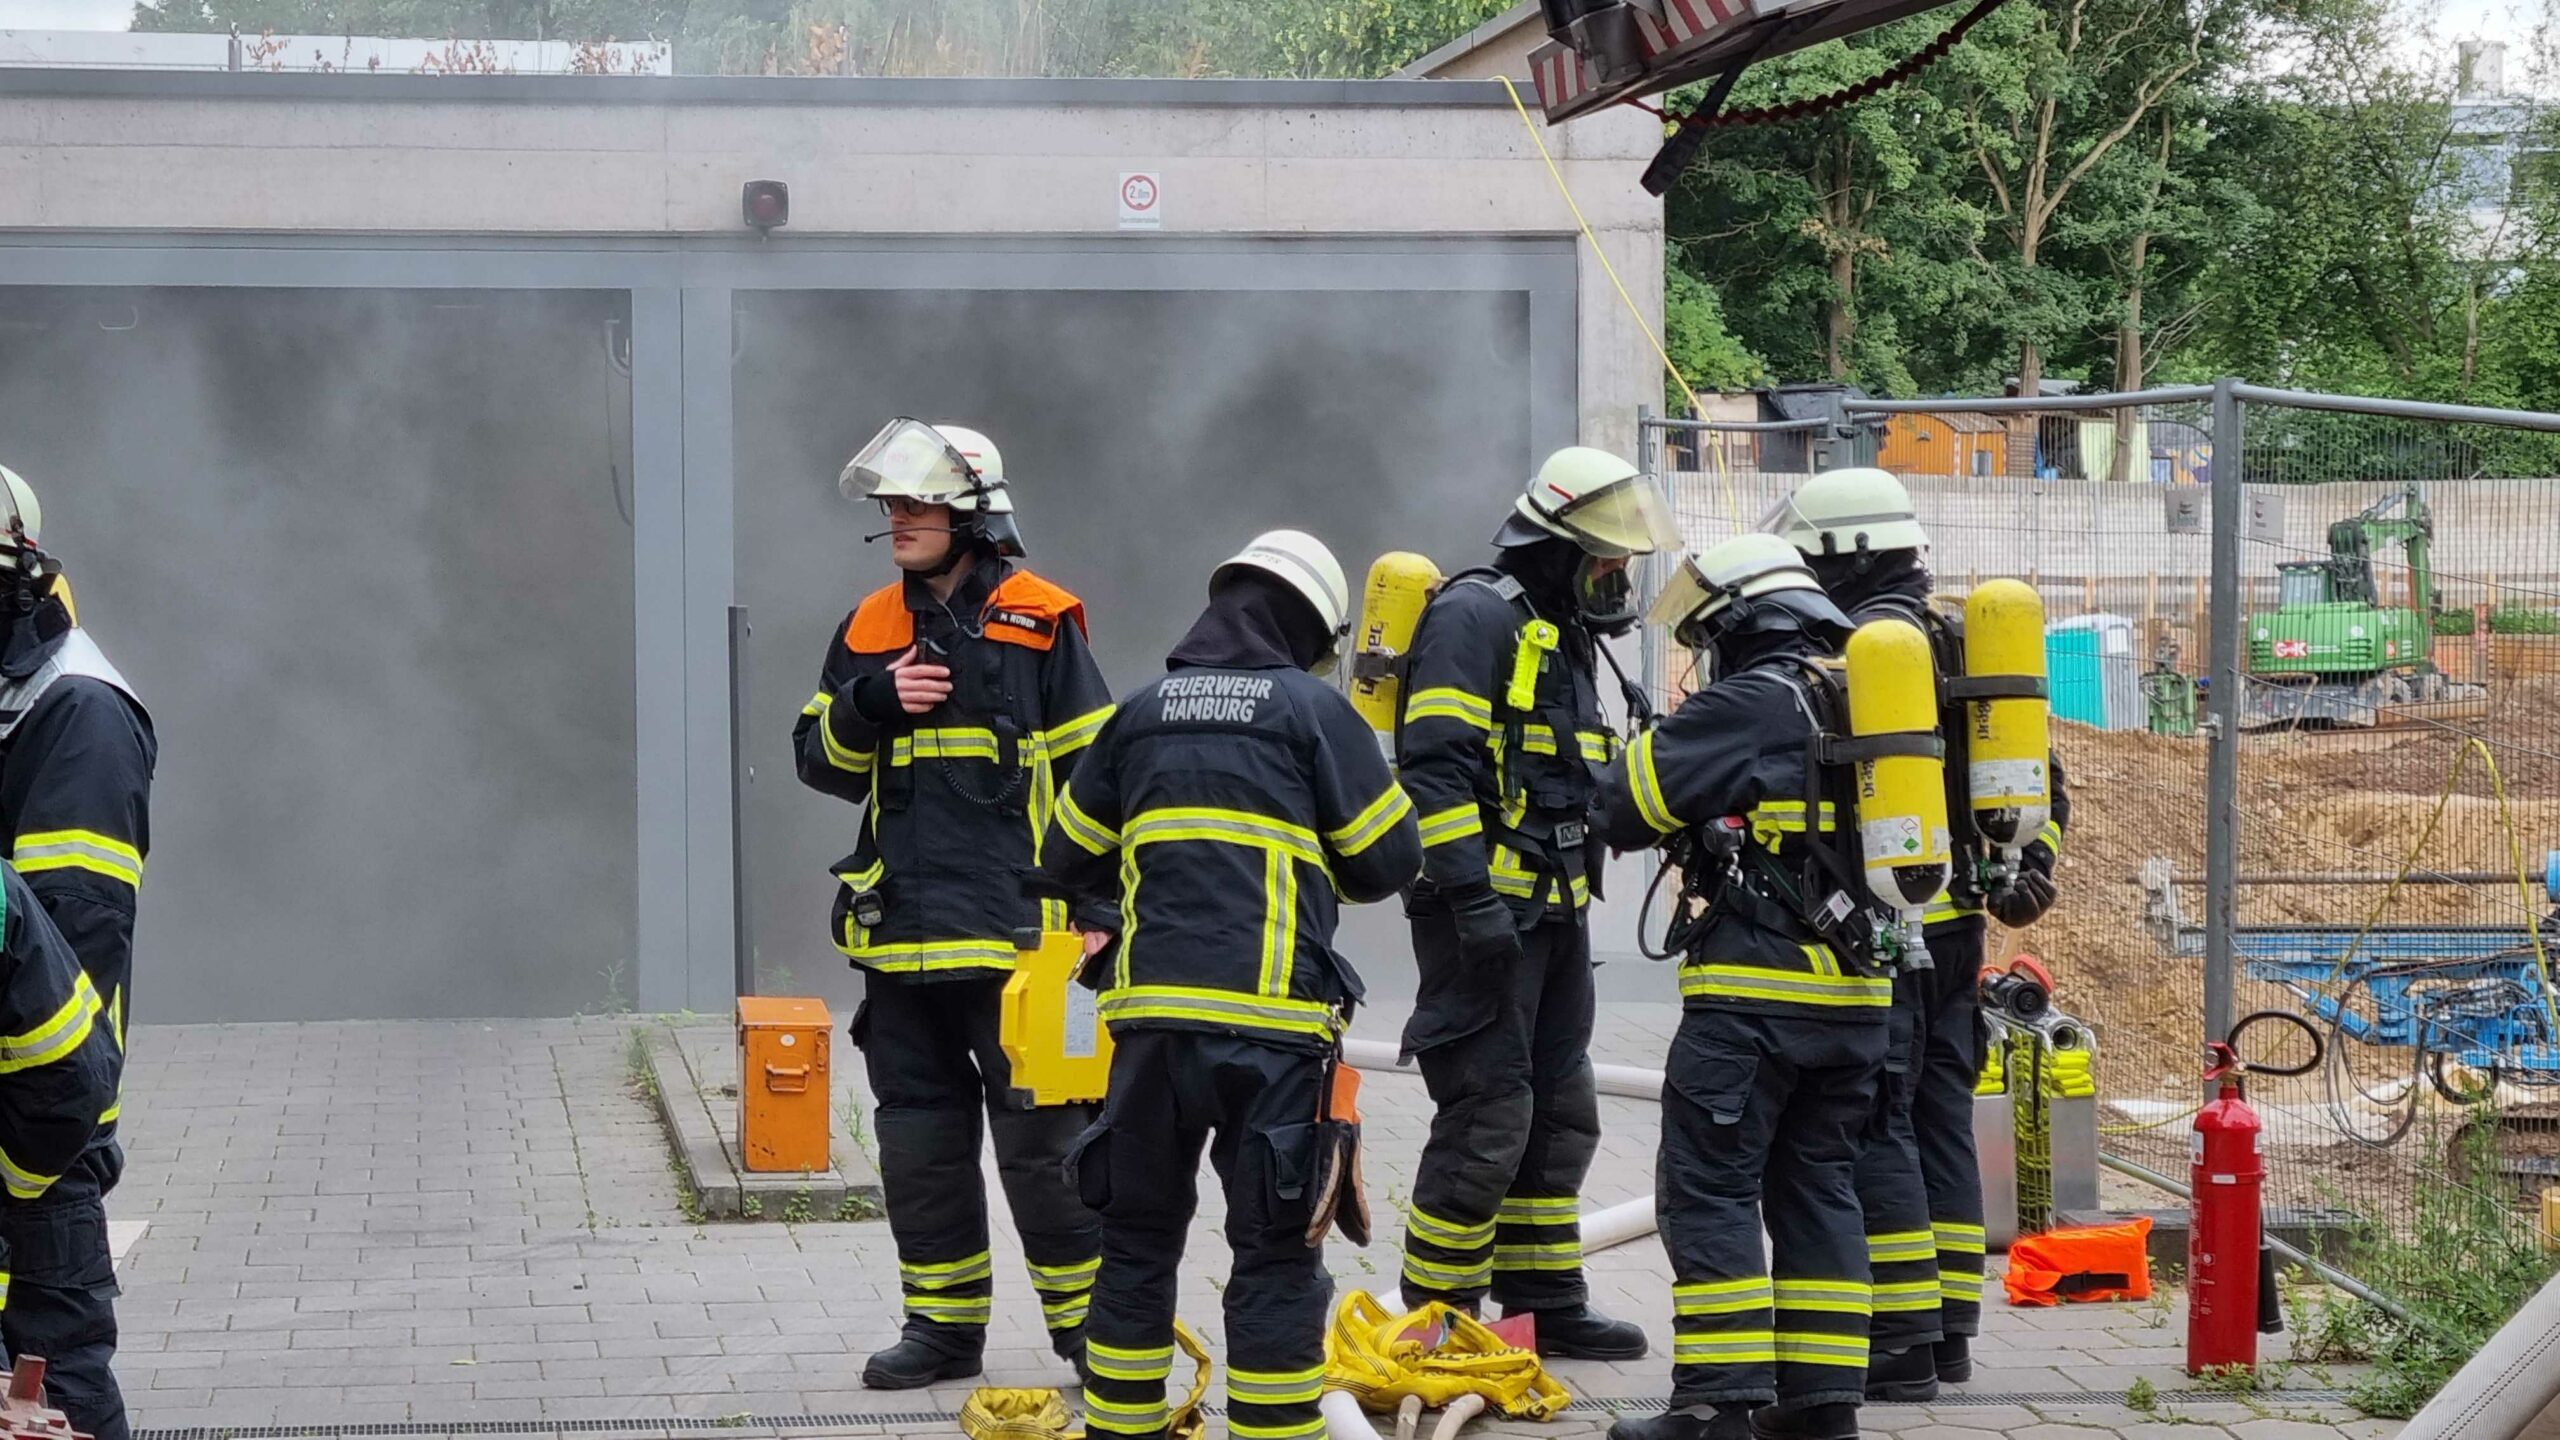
left=0, top=72, right=1668, bottom=1018
left=0, top=72, right=1663, bottom=452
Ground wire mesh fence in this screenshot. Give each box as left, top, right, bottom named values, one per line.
left=1637, top=382, right=2560, bottom=1306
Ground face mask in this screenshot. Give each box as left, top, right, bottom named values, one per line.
left=1575, top=556, right=1639, bottom=630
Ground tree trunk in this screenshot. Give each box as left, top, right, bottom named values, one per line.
left=2110, top=232, right=2151, bottom=484
left=1827, top=248, right=1855, bottom=380
left=2017, top=224, right=2043, bottom=398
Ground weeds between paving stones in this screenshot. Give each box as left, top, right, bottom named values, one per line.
left=2126, top=1377, right=2160, bottom=1413
left=784, top=1188, right=815, bottom=1225
left=2291, top=1116, right=2560, bottom=1417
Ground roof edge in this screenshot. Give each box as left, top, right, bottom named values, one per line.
left=0, top=67, right=1523, bottom=106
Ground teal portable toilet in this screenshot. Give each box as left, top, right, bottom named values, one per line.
left=2046, top=615, right=2140, bottom=729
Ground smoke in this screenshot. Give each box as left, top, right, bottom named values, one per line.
left=0, top=287, right=637, bottom=1022
left=735, top=285, right=1542, bottom=1013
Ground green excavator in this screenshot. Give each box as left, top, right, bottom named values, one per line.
left=2242, top=485, right=2478, bottom=728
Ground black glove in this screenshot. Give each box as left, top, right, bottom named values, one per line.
left=841, top=671, right=904, bottom=725
left=1987, top=844, right=2059, bottom=928
left=1448, top=883, right=1524, bottom=967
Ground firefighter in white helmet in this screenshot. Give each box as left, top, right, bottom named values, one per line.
left=1037, top=528, right=1420, bottom=1440
left=1392, top=446, right=1674, bottom=1360
left=1597, top=534, right=1883, bottom=1440
left=0, top=464, right=156, bottom=1440
left=1769, top=467, right=2071, bottom=1395
left=792, top=421, right=1114, bottom=1389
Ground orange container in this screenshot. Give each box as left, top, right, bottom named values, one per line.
left=737, top=996, right=832, bottom=1173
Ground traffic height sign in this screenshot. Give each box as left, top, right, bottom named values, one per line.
left=1119, top=171, right=1162, bottom=230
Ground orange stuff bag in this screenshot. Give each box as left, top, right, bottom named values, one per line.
left=2001, top=1217, right=2154, bottom=1306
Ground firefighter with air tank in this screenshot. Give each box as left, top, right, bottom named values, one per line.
left=1768, top=469, right=2069, bottom=1393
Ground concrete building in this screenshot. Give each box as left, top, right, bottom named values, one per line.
left=0, top=68, right=1664, bottom=1021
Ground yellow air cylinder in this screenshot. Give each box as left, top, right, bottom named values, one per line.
left=1845, top=617, right=1952, bottom=936
left=1962, top=579, right=2053, bottom=852
left=1000, top=929, right=1114, bottom=1106
left=1349, top=552, right=1443, bottom=735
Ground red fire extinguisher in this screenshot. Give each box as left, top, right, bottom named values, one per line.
left=2188, top=1039, right=2265, bottom=1374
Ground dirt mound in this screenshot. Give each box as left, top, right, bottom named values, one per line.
left=2008, top=710, right=2560, bottom=1095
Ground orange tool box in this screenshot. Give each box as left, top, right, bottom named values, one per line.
left=737, top=996, right=832, bottom=1174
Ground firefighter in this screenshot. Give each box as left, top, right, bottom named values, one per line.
left=792, top=421, right=1115, bottom=1390
left=0, top=466, right=154, bottom=1440
left=1770, top=468, right=2070, bottom=1389
left=1597, top=535, right=1888, bottom=1440
left=1390, top=447, right=1672, bottom=1359
left=1040, top=530, right=1421, bottom=1440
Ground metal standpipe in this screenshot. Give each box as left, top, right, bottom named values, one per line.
left=2201, top=377, right=2244, bottom=1064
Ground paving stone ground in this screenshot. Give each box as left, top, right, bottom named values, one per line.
left=107, top=1006, right=2400, bottom=1440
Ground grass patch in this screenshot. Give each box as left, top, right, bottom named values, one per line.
left=2296, top=1116, right=2560, bottom=1418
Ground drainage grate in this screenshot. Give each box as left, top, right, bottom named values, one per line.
left=133, top=1390, right=2357, bottom=1440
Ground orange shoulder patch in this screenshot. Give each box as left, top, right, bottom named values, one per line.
left=981, top=571, right=1089, bottom=652
left=843, top=584, right=914, bottom=654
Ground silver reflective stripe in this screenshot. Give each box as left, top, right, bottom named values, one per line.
left=0, top=629, right=145, bottom=742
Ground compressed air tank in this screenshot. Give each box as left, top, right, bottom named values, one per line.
left=1845, top=617, right=1953, bottom=931
left=1349, top=552, right=1442, bottom=735
left=1962, top=579, right=2053, bottom=852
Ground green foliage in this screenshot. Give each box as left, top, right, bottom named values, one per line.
left=2125, top=1376, right=2160, bottom=1412
left=2303, top=1119, right=2560, bottom=1418
left=1662, top=258, right=1765, bottom=405
left=2439, top=606, right=2560, bottom=636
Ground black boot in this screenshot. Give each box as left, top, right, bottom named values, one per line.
left=862, top=1327, right=985, bottom=1390
left=1864, top=1345, right=1940, bottom=1403
left=1933, top=1334, right=1972, bottom=1385
left=1607, top=1404, right=1756, bottom=1440
left=1750, top=1401, right=1859, bottom=1440
left=1518, top=1303, right=1650, bottom=1360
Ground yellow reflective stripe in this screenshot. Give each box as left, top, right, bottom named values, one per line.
left=889, top=727, right=1014, bottom=765
left=1230, top=1421, right=1328, bottom=1440
left=1405, top=687, right=1493, bottom=730
left=1774, top=1279, right=1872, bottom=1304
left=1866, top=1231, right=1937, bottom=1264
left=844, top=937, right=1018, bottom=971
left=1227, top=1366, right=1327, bottom=1404
left=900, top=1251, right=993, bottom=1286
left=1124, top=808, right=1324, bottom=867
left=1083, top=1394, right=1170, bottom=1431
left=2038, top=818, right=2064, bottom=856
left=809, top=702, right=875, bottom=775
left=0, top=972, right=98, bottom=1076
left=1042, top=1294, right=1091, bottom=1326
left=1675, top=1279, right=1774, bottom=1315
left=1088, top=1354, right=1173, bottom=1382
left=1493, top=1242, right=1581, bottom=1270
left=1418, top=803, right=1484, bottom=848
left=1941, top=1278, right=1984, bottom=1302
left=0, top=1146, right=59, bottom=1201
left=1406, top=1206, right=1495, bottom=1249
left=1327, top=785, right=1414, bottom=858
left=1056, top=786, right=1120, bottom=855
left=1871, top=1281, right=1940, bottom=1312
left=1924, top=894, right=1983, bottom=923
left=1774, top=1333, right=1869, bottom=1366
left=1402, top=1253, right=1493, bottom=1287
left=1934, top=1222, right=1987, bottom=1254
left=1027, top=1257, right=1100, bottom=1289
left=1099, top=986, right=1339, bottom=1040
left=1043, top=704, right=1114, bottom=760
left=1674, top=1336, right=1778, bottom=1363
left=1257, top=848, right=1294, bottom=999
left=1679, top=964, right=1892, bottom=1007
left=906, top=1294, right=994, bottom=1323
left=1628, top=730, right=1679, bottom=834
left=1496, top=1195, right=1579, bottom=1223
left=12, top=830, right=143, bottom=888
left=1488, top=849, right=1590, bottom=906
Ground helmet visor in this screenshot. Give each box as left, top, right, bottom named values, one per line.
left=1645, top=556, right=1715, bottom=634
left=1551, top=476, right=1683, bottom=558
left=841, top=418, right=978, bottom=504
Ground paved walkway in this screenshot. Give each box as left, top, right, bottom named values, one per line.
left=106, top=1007, right=2400, bottom=1440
